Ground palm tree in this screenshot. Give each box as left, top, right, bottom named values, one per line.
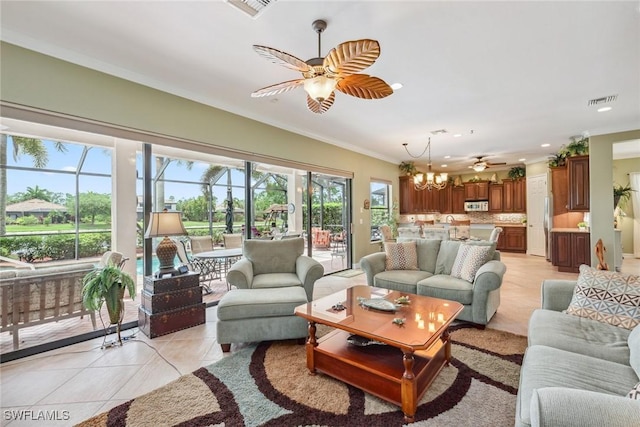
left=24, top=185, right=52, bottom=202
left=0, top=135, right=66, bottom=235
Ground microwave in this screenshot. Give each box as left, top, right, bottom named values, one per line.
left=464, top=201, right=489, bottom=212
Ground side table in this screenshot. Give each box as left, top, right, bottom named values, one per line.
left=138, top=272, right=206, bottom=338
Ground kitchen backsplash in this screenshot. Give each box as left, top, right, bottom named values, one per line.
left=398, top=212, right=526, bottom=225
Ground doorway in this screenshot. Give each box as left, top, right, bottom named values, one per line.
left=527, top=173, right=547, bottom=257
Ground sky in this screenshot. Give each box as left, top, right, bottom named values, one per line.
left=6, top=137, right=246, bottom=204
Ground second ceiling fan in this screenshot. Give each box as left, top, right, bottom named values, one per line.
left=251, top=19, right=393, bottom=114
left=469, top=156, right=507, bottom=172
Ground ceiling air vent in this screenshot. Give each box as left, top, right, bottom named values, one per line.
left=430, top=129, right=448, bottom=136
left=587, top=94, right=618, bottom=106
left=225, top=0, right=276, bottom=19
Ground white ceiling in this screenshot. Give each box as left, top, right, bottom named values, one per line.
left=1, top=1, right=639, bottom=172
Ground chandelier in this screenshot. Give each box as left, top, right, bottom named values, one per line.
left=402, top=138, right=448, bottom=191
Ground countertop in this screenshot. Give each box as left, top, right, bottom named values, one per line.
left=550, top=228, right=590, bottom=233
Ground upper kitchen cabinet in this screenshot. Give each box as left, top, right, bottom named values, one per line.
left=550, top=166, right=569, bottom=215
left=567, top=155, right=589, bottom=211
left=398, top=175, right=442, bottom=213
left=489, top=183, right=503, bottom=212
left=399, top=175, right=414, bottom=214
left=452, top=186, right=466, bottom=214
left=464, top=181, right=489, bottom=201
left=502, top=178, right=526, bottom=213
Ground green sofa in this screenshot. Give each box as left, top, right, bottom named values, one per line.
left=359, top=239, right=506, bottom=325
left=515, top=278, right=640, bottom=427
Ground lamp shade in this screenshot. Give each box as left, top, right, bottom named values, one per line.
left=303, top=75, right=337, bottom=102
left=145, top=212, right=187, bottom=238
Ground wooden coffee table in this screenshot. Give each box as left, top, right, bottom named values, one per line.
left=294, top=285, right=463, bottom=422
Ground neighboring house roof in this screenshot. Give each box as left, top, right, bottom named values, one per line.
left=6, top=199, right=68, bottom=213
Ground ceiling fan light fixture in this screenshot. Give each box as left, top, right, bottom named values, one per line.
left=473, top=163, right=486, bottom=172
left=303, top=75, right=337, bottom=102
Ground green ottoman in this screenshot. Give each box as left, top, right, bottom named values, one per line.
left=216, top=287, right=309, bottom=352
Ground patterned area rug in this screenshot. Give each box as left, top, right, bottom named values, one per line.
left=77, top=325, right=526, bottom=426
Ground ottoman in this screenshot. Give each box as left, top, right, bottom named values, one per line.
left=216, top=287, right=309, bottom=352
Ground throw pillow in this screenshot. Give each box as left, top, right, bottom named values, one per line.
left=384, top=241, right=419, bottom=271
left=565, top=265, right=640, bottom=330
left=435, top=240, right=462, bottom=275
left=627, top=382, right=640, bottom=400
left=450, top=244, right=494, bottom=282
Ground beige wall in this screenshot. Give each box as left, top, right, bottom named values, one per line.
left=613, top=157, right=639, bottom=253
left=0, top=42, right=398, bottom=262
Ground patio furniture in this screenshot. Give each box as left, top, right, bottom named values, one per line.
left=311, top=228, right=331, bottom=249
left=176, top=241, right=216, bottom=294
left=189, top=236, right=215, bottom=254
left=0, top=262, right=97, bottom=350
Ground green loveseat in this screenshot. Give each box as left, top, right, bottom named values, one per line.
left=359, top=239, right=506, bottom=325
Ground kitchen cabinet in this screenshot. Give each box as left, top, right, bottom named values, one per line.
left=399, top=175, right=442, bottom=213
left=567, top=155, right=589, bottom=211
left=464, top=181, right=489, bottom=201
left=551, top=230, right=590, bottom=273
left=439, top=185, right=452, bottom=214
left=496, top=225, right=526, bottom=253
left=452, top=186, right=466, bottom=214
left=489, top=184, right=503, bottom=212
left=501, top=178, right=526, bottom=213
left=550, top=166, right=569, bottom=215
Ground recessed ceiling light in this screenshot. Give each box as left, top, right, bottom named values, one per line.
left=519, top=158, right=526, bottom=162
left=597, top=106, right=612, bottom=112
left=390, top=83, right=403, bottom=90
left=441, top=164, right=448, bottom=168
left=541, top=143, right=550, bottom=147
left=453, top=134, right=462, bottom=138
left=444, top=155, right=451, bottom=159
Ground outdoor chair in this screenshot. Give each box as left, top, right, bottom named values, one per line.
left=190, top=236, right=215, bottom=254
left=176, top=240, right=215, bottom=294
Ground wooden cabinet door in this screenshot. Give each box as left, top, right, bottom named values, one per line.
left=572, top=232, right=591, bottom=267
left=504, top=227, right=526, bottom=253
left=399, top=176, right=414, bottom=214
left=489, top=184, right=503, bottom=212
left=439, top=186, right=452, bottom=214
left=568, top=155, right=589, bottom=211
left=513, top=178, right=526, bottom=213
left=464, top=181, right=489, bottom=200
left=496, top=232, right=506, bottom=251
left=427, top=188, right=440, bottom=212
left=502, top=179, right=514, bottom=212
left=550, top=166, right=569, bottom=216
left=452, top=187, right=466, bottom=213
left=552, top=232, right=572, bottom=269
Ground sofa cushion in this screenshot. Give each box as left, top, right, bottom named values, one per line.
left=374, top=270, right=432, bottom=294
left=517, top=345, right=640, bottom=426
left=244, top=237, right=303, bottom=275
left=434, top=240, right=461, bottom=275
left=415, top=238, right=442, bottom=273
left=528, top=309, right=631, bottom=365
left=217, top=287, right=308, bottom=321
left=451, top=244, right=494, bottom=282
left=565, top=265, right=640, bottom=330
left=628, top=382, right=640, bottom=399
left=384, top=241, right=418, bottom=271
left=417, top=275, right=474, bottom=305
left=630, top=325, right=640, bottom=375
left=251, top=273, right=302, bottom=290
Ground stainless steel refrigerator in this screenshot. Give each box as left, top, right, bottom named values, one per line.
left=544, top=195, right=553, bottom=261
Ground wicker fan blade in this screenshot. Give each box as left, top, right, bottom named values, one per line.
left=324, top=39, right=380, bottom=76
left=306, top=92, right=335, bottom=114
left=251, top=79, right=305, bottom=98
left=336, top=74, right=393, bottom=99
left=253, top=45, right=312, bottom=73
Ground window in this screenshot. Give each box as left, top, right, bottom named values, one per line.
left=370, top=181, right=391, bottom=241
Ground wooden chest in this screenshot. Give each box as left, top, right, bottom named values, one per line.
left=138, top=273, right=205, bottom=338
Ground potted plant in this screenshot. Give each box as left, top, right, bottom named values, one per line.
left=565, top=136, right=589, bottom=156
left=548, top=152, right=567, bottom=167
left=613, top=184, right=634, bottom=209
left=508, top=166, right=526, bottom=180
left=82, top=263, right=136, bottom=345
left=399, top=161, right=417, bottom=176
left=577, top=221, right=587, bottom=231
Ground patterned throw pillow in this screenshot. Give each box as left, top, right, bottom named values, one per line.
left=628, top=382, right=640, bottom=400
left=450, top=244, right=493, bottom=283
left=565, top=265, right=640, bottom=330
left=384, top=241, right=419, bottom=271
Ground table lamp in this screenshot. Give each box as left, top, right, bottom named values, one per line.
left=145, top=211, right=187, bottom=278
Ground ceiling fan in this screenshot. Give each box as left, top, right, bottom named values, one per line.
left=251, top=19, right=393, bottom=114
left=469, top=156, right=507, bottom=172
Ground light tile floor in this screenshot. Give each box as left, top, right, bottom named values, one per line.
left=1, top=254, right=638, bottom=426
